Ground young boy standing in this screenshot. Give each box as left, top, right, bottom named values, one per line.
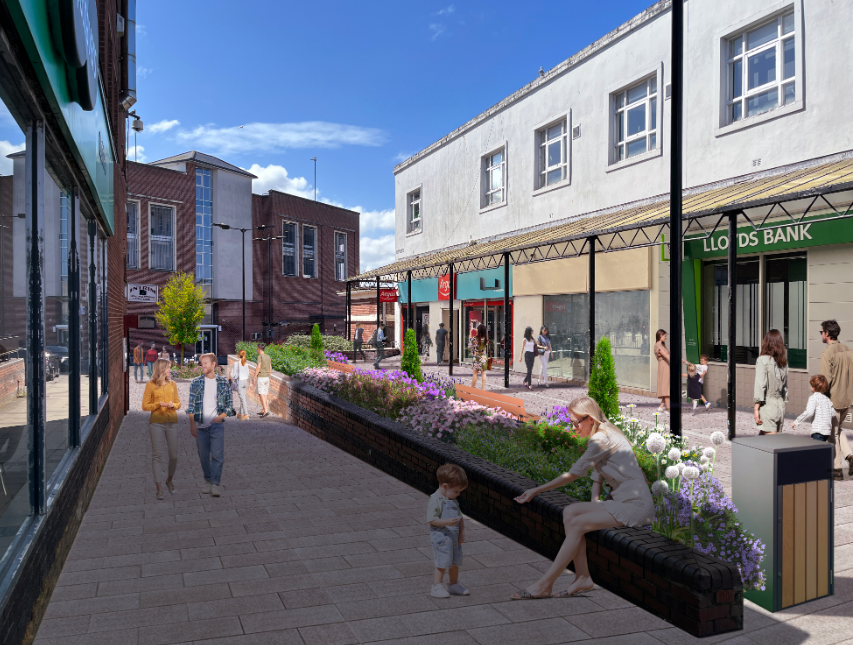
left=427, top=464, right=469, bottom=598
left=683, top=355, right=712, bottom=413
left=186, top=354, right=235, bottom=497
left=792, top=375, right=835, bottom=442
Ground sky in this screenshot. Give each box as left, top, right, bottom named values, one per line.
left=0, top=0, right=657, bottom=273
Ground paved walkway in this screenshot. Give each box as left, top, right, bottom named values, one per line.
left=32, top=377, right=853, bottom=644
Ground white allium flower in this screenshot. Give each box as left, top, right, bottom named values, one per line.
left=703, top=447, right=716, bottom=459
left=651, top=480, right=669, bottom=496
left=683, top=466, right=700, bottom=480
left=700, top=463, right=710, bottom=472
left=711, top=431, right=726, bottom=446
left=667, top=447, right=681, bottom=461
left=677, top=462, right=686, bottom=475
left=645, top=433, right=667, bottom=455
left=665, top=466, right=680, bottom=479
left=700, top=455, right=709, bottom=464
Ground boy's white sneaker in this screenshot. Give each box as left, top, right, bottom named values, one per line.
left=448, top=583, right=470, bottom=596
left=211, top=485, right=221, bottom=497
left=705, top=401, right=712, bottom=410
left=201, top=482, right=212, bottom=495
left=430, top=584, right=450, bottom=598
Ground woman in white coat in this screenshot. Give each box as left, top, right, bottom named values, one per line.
left=230, top=349, right=251, bottom=420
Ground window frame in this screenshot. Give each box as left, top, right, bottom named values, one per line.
left=334, top=231, right=347, bottom=282
left=302, top=224, right=318, bottom=279
left=406, top=187, right=422, bottom=235
left=715, top=1, right=804, bottom=136
left=126, top=200, right=140, bottom=270
left=281, top=220, right=299, bottom=277
left=536, top=118, right=568, bottom=190
left=609, top=73, right=660, bottom=166
left=148, top=202, right=176, bottom=272
left=480, top=143, right=507, bottom=211
left=195, top=168, right=213, bottom=285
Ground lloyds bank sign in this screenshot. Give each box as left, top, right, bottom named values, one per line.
left=684, top=217, right=853, bottom=260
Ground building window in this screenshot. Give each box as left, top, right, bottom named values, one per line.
left=126, top=201, right=139, bottom=269
left=60, top=192, right=69, bottom=291
left=765, top=254, right=806, bottom=369
left=149, top=204, right=175, bottom=271
left=727, top=11, right=795, bottom=123
left=538, top=121, right=567, bottom=187
left=614, top=76, right=657, bottom=161
left=334, top=232, right=347, bottom=281
left=703, top=259, right=760, bottom=365
left=303, top=225, right=317, bottom=278
left=282, top=222, right=298, bottom=276
left=196, top=169, right=212, bottom=284
left=484, top=149, right=505, bottom=205
left=407, top=189, right=421, bottom=234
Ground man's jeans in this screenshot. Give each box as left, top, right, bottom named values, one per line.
left=146, top=361, right=155, bottom=377
left=373, top=344, right=385, bottom=368
left=436, top=342, right=445, bottom=364
left=196, top=423, right=224, bottom=486
left=133, top=362, right=143, bottom=380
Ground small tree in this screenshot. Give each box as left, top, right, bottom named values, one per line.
left=155, top=272, right=206, bottom=364
left=310, top=323, right=324, bottom=353
left=401, top=328, right=423, bottom=382
left=588, top=336, right=620, bottom=421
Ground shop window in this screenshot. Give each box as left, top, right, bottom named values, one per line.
left=303, top=225, right=317, bottom=278
left=407, top=189, right=421, bottom=234
left=765, top=254, right=806, bottom=369
left=149, top=204, right=175, bottom=271
left=542, top=291, right=650, bottom=389
left=483, top=149, right=505, bottom=206
left=538, top=120, right=567, bottom=187
left=334, top=232, right=347, bottom=281
left=726, top=10, right=795, bottom=124
left=703, top=260, right=760, bottom=364
left=126, top=201, right=139, bottom=269
left=613, top=76, right=658, bottom=162
left=282, top=222, right=297, bottom=276
left=196, top=169, right=212, bottom=284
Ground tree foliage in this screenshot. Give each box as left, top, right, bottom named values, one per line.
left=155, top=272, right=206, bottom=363
left=588, top=336, right=620, bottom=420
left=310, top=323, right=324, bottom=353
left=401, top=328, right=423, bottom=383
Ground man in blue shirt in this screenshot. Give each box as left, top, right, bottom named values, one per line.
left=373, top=323, right=386, bottom=370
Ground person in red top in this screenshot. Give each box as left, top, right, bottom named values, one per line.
left=145, top=342, right=159, bottom=379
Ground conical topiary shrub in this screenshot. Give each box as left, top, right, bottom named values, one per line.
left=401, top=328, right=423, bottom=382
left=588, top=336, right=620, bottom=421
left=310, top=323, right=324, bottom=353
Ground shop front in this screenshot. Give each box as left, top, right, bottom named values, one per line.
left=455, top=268, right=512, bottom=366
left=398, top=277, right=438, bottom=356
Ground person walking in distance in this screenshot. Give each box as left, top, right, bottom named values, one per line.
left=792, top=375, right=834, bottom=444
left=469, top=324, right=488, bottom=390
left=353, top=323, right=367, bottom=361
left=435, top=323, right=448, bottom=365
left=142, top=359, right=181, bottom=500
left=654, top=330, right=671, bottom=412
left=819, top=319, right=853, bottom=477
left=230, top=350, right=251, bottom=420
left=186, top=353, right=235, bottom=497
left=373, top=323, right=387, bottom=370
left=145, top=342, right=159, bottom=379
left=159, top=346, right=171, bottom=363
left=253, top=343, right=272, bottom=418
left=133, top=341, right=144, bottom=382
left=538, top=326, right=552, bottom=387
left=518, top=326, right=541, bottom=390
left=754, top=329, right=788, bottom=435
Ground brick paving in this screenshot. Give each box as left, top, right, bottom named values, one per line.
left=33, top=375, right=853, bottom=644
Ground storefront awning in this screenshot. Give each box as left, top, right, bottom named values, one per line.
left=352, top=150, right=853, bottom=283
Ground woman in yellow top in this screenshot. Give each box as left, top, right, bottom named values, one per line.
left=142, top=359, right=181, bottom=500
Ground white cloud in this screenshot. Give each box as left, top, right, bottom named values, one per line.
left=357, top=208, right=394, bottom=235
left=428, top=23, right=446, bottom=40
left=393, top=151, right=415, bottom=163
left=247, top=163, right=313, bottom=199
left=435, top=5, right=455, bottom=15
left=148, top=119, right=179, bottom=134
left=176, top=121, right=387, bottom=157
left=137, top=66, right=153, bottom=79
left=127, top=144, right=147, bottom=163
left=0, top=140, right=24, bottom=174
left=360, top=234, right=396, bottom=273
left=136, top=23, right=147, bottom=37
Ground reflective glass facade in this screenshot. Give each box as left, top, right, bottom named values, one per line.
left=196, top=169, right=213, bottom=284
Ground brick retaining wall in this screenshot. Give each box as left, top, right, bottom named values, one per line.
left=229, top=357, right=743, bottom=637
left=0, top=359, right=24, bottom=408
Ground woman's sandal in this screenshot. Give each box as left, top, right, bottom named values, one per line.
left=551, top=589, right=592, bottom=598
left=510, top=589, right=552, bottom=600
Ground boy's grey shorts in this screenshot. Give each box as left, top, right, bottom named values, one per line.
left=430, top=528, right=463, bottom=569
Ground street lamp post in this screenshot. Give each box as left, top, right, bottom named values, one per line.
left=254, top=225, right=283, bottom=341
left=310, top=157, right=317, bottom=201
left=212, top=223, right=250, bottom=342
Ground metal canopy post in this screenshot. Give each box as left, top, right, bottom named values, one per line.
left=68, top=190, right=80, bottom=447
left=449, top=264, right=454, bottom=376
left=346, top=282, right=351, bottom=341
left=669, top=0, right=685, bottom=436
left=727, top=212, right=738, bottom=439
left=588, top=237, right=596, bottom=370
left=407, top=270, right=412, bottom=334
left=375, top=276, right=380, bottom=345
left=503, top=252, right=510, bottom=389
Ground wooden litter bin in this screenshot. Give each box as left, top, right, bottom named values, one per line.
left=732, top=434, right=833, bottom=612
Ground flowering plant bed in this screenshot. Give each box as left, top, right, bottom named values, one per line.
left=236, top=341, right=325, bottom=375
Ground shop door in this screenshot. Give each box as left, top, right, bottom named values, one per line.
left=441, top=309, right=459, bottom=364
left=196, top=328, right=217, bottom=356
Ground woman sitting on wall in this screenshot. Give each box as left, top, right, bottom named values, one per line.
left=511, top=397, right=654, bottom=599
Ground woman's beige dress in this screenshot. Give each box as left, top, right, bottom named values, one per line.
left=654, top=341, right=670, bottom=399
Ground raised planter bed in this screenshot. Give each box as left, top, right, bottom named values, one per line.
left=228, top=357, right=743, bottom=637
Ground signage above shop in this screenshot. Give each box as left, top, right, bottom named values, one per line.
left=438, top=274, right=457, bottom=301
left=379, top=289, right=398, bottom=303
left=49, top=0, right=99, bottom=111
left=684, top=217, right=853, bottom=260
left=127, top=283, right=158, bottom=303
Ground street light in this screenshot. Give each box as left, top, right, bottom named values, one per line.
left=212, top=222, right=250, bottom=342
left=310, top=157, right=317, bottom=201
left=253, top=225, right=283, bottom=340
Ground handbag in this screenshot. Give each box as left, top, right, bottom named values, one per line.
left=230, top=379, right=239, bottom=393
left=486, top=358, right=493, bottom=371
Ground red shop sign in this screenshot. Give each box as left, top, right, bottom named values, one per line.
left=438, top=274, right=457, bottom=301
left=379, top=289, right=398, bottom=303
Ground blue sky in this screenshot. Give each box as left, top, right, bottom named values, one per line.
left=0, top=0, right=656, bottom=272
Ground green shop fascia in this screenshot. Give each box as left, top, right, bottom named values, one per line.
left=681, top=217, right=852, bottom=369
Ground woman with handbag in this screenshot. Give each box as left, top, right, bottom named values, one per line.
left=519, top=326, right=542, bottom=390
left=537, top=326, right=552, bottom=387
left=230, top=350, right=251, bottom=420
left=469, top=324, right=489, bottom=390
left=141, top=359, right=181, bottom=500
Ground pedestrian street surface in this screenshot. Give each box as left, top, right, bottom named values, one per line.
left=32, top=378, right=853, bottom=644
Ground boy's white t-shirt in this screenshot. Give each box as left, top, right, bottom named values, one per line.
left=200, top=376, right=218, bottom=427
left=696, top=364, right=708, bottom=384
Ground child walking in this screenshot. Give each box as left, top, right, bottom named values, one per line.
left=682, top=355, right=712, bottom=415
left=427, top=464, right=469, bottom=598
left=792, top=375, right=835, bottom=441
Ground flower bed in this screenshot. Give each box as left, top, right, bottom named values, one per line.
left=236, top=341, right=325, bottom=375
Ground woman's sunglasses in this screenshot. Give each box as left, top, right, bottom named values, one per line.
left=570, top=415, right=589, bottom=428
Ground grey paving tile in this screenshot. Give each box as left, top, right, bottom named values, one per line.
left=34, top=627, right=139, bottom=645
left=179, top=542, right=256, bottom=561
left=405, top=604, right=512, bottom=635
left=241, top=604, right=345, bottom=634
left=184, top=563, right=268, bottom=587
left=57, top=565, right=142, bottom=587
left=88, top=604, right=188, bottom=633
left=565, top=606, right=671, bottom=638
left=220, top=548, right=300, bottom=569
left=279, top=587, right=335, bottom=610
left=186, top=592, right=284, bottom=621
left=43, top=593, right=140, bottom=620
left=468, top=617, right=587, bottom=644
left=138, top=583, right=232, bottom=609
left=192, top=629, right=305, bottom=645
left=48, top=582, right=99, bottom=602
left=97, top=573, right=185, bottom=596
left=230, top=573, right=320, bottom=597
left=363, top=632, right=479, bottom=645
left=336, top=593, right=440, bottom=621
left=141, top=556, right=222, bottom=577
left=298, top=622, right=359, bottom=645
left=347, top=616, right=415, bottom=642
left=137, top=616, right=243, bottom=645
left=312, top=564, right=404, bottom=587
left=33, top=615, right=92, bottom=639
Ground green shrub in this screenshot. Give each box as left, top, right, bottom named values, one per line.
left=235, top=341, right=325, bottom=376
left=310, top=324, right=323, bottom=353
left=588, top=336, right=620, bottom=420
left=284, top=334, right=353, bottom=352
left=400, top=328, right=423, bottom=382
